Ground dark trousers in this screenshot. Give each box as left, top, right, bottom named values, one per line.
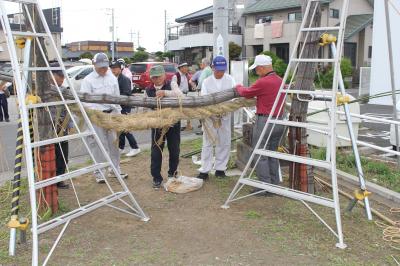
left=150, top=122, right=181, bottom=182
left=55, top=141, right=69, bottom=176
left=119, top=132, right=139, bottom=149
left=119, top=107, right=139, bottom=150
left=0, top=94, right=9, bottom=120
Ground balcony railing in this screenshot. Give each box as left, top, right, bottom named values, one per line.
left=168, top=24, right=241, bottom=40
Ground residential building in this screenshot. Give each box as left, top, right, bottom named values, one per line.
left=243, top=0, right=374, bottom=69
left=166, top=5, right=243, bottom=65
left=0, top=7, right=62, bottom=62
left=63, top=40, right=134, bottom=61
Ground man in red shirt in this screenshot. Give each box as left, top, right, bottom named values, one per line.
left=235, top=55, right=285, bottom=194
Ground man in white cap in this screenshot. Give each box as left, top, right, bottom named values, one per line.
left=197, top=56, right=236, bottom=180
left=172, top=62, right=193, bottom=131
left=235, top=54, right=285, bottom=195
left=80, top=52, right=128, bottom=183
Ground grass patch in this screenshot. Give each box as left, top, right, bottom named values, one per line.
left=245, top=210, right=262, bottom=219
left=310, top=147, right=400, bottom=192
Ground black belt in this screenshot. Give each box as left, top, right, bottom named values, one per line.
left=256, top=113, right=282, bottom=118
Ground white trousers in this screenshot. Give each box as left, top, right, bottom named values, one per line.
left=199, top=116, right=231, bottom=173
left=87, top=124, right=121, bottom=176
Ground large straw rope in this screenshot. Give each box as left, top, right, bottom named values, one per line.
left=79, top=98, right=255, bottom=132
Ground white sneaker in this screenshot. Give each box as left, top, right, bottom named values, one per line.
left=96, top=176, right=105, bottom=184
left=120, top=148, right=127, bottom=155
left=126, top=148, right=141, bottom=157
left=108, top=171, right=128, bottom=179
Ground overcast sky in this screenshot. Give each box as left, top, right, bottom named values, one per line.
left=6, top=0, right=213, bottom=52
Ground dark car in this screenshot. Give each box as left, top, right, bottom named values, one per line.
left=129, top=62, right=178, bottom=92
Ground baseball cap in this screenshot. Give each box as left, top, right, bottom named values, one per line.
left=178, top=62, right=188, bottom=68
left=149, top=65, right=165, bottom=78
left=93, top=53, right=109, bottom=68
left=109, top=60, right=122, bottom=69
left=212, top=56, right=227, bottom=71
left=249, top=54, right=273, bottom=70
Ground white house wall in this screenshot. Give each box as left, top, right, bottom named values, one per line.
left=370, top=0, right=400, bottom=105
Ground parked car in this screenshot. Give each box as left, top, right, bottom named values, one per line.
left=129, top=62, right=178, bottom=92
left=63, top=65, right=94, bottom=91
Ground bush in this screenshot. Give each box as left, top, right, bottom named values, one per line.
left=229, top=42, right=242, bottom=60
left=248, top=51, right=288, bottom=79
left=131, top=50, right=149, bottom=63
left=79, top=52, right=93, bottom=60
left=315, top=58, right=353, bottom=89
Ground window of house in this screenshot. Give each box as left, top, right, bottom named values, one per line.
left=288, top=12, right=302, bottom=22
left=368, top=46, right=372, bottom=58
left=330, top=9, right=339, bottom=19
left=255, top=15, right=272, bottom=24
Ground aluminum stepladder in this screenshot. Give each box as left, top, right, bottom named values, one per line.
left=0, top=1, right=149, bottom=265
left=222, top=0, right=372, bottom=249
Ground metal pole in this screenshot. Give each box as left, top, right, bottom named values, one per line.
left=164, top=10, right=167, bottom=52
left=0, top=3, right=39, bottom=264
left=213, top=0, right=229, bottom=65
left=111, top=8, right=115, bottom=60
left=384, top=0, right=400, bottom=167
left=330, top=43, right=372, bottom=220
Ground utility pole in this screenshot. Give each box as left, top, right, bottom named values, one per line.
left=129, top=28, right=135, bottom=51
left=137, top=31, right=140, bottom=48
left=111, top=8, right=115, bottom=60
left=213, top=0, right=229, bottom=68
left=164, top=10, right=167, bottom=52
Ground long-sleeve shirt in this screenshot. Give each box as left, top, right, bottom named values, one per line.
left=198, top=66, right=212, bottom=90
left=171, top=71, right=189, bottom=94
left=236, top=71, right=284, bottom=117
left=80, top=69, right=121, bottom=113
left=145, top=81, right=183, bottom=98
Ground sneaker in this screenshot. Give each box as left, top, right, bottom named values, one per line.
left=250, top=188, right=274, bottom=197
left=96, top=176, right=106, bottom=184
left=5, top=118, right=10, bottom=122
left=119, top=173, right=128, bottom=179
left=119, top=148, right=125, bottom=155
left=108, top=172, right=128, bottom=179
left=57, top=181, right=69, bottom=189
left=152, top=180, right=162, bottom=189
left=126, top=148, right=141, bottom=157
left=195, top=131, right=203, bottom=135
left=197, top=172, right=209, bottom=180
left=214, top=170, right=226, bottom=178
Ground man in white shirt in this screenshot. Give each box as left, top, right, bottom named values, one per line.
left=80, top=53, right=128, bottom=183
left=197, top=56, right=236, bottom=180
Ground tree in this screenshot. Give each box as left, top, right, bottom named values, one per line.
left=155, top=51, right=164, bottom=61
left=136, top=46, right=146, bottom=52
left=162, top=51, right=174, bottom=61
left=131, top=50, right=149, bottom=62
left=229, top=42, right=242, bottom=60
left=79, top=52, right=93, bottom=60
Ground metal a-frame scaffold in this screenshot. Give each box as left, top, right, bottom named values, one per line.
left=222, top=0, right=373, bottom=249
left=0, top=1, right=149, bottom=265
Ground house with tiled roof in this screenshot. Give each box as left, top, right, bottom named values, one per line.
left=243, top=0, right=374, bottom=69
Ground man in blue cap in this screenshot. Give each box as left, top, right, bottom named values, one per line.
left=197, top=56, right=236, bottom=180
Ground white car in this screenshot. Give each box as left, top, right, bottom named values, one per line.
left=63, top=65, right=93, bottom=91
